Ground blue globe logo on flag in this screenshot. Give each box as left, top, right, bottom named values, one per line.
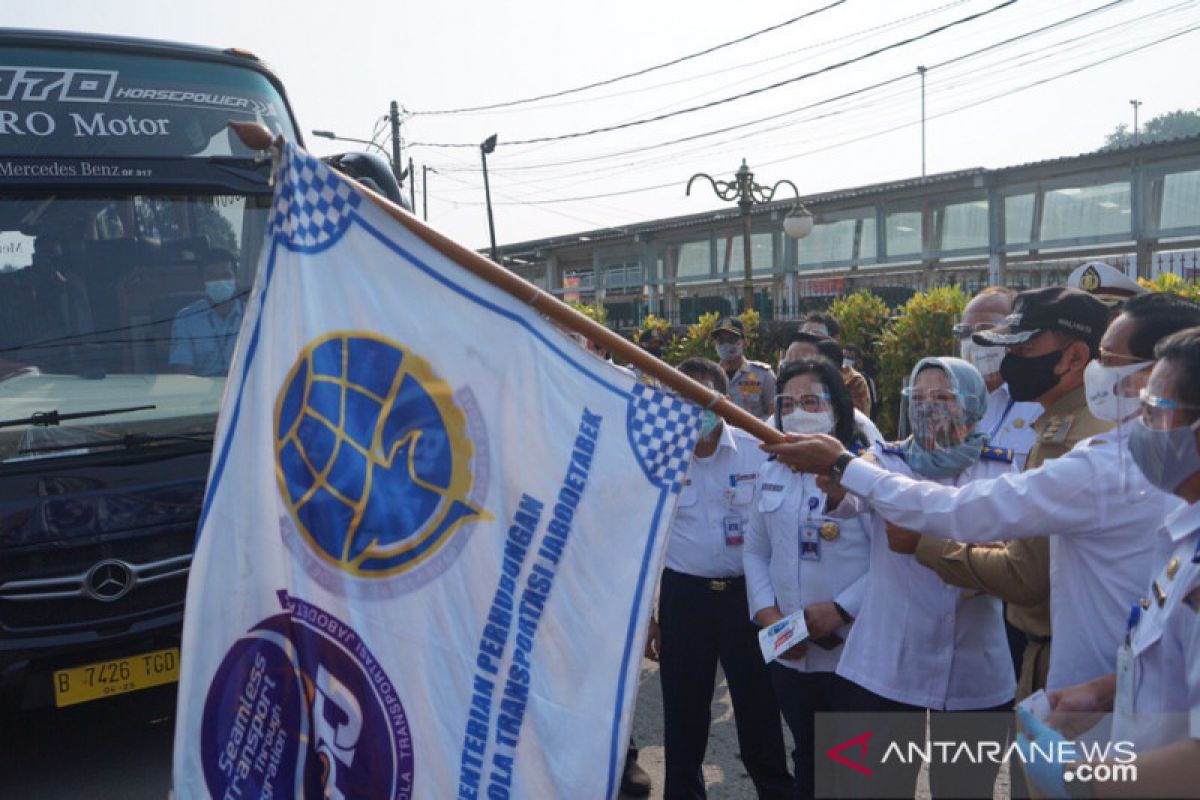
left=275, top=332, right=484, bottom=577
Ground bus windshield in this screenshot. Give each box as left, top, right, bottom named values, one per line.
left=0, top=42, right=295, bottom=464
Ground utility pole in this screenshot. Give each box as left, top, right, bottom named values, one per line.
left=422, top=165, right=435, bottom=221
left=481, top=134, right=499, bottom=262
left=918, top=65, right=928, bottom=177
left=389, top=100, right=403, bottom=187
left=408, top=156, right=415, bottom=210
left=1130, top=99, right=1142, bottom=145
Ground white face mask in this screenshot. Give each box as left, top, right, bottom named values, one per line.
left=959, top=339, right=1005, bottom=379
left=781, top=409, right=834, bottom=435
left=1083, top=359, right=1151, bottom=422
left=715, top=342, right=743, bottom=362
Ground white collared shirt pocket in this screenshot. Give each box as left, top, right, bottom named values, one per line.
left=730, top=478, right=755, bottom=507
left=677, top=478, right=699, bottom=508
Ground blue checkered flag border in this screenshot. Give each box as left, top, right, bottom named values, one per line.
left=268, top=143, right=362, bottom=253
left=626, top=383, right=703, bottom=492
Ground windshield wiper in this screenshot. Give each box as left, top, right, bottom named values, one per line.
left=16, top=432, right=214, bottom=456
left=0, top=405, right=156, bottom=430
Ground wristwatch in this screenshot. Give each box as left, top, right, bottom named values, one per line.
left=828, top=451, right=855, bottom=484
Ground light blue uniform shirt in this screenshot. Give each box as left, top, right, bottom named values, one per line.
left=168, top=298, right=244, bottom=377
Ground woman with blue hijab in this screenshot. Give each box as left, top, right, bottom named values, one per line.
left=825, top=357, right=1017, bottom=799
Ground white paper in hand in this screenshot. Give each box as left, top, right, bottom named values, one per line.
left=1018, top=689, right=1053, bottom=723
left=757, top=609, right=810, bottom=663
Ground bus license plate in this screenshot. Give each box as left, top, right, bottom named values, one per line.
left=53, top=647, right=179, bottom=707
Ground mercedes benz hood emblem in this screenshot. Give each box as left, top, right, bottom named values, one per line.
left=84, top=559, right=134, bottom=602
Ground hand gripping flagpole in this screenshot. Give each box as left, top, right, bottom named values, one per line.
left=229, top=121, right=785, bottom=445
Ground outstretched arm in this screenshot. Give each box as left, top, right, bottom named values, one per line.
left=914, top=536, right=1050, bottom=607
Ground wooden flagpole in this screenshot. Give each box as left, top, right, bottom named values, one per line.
left=229, top=122, right=784, bottom=445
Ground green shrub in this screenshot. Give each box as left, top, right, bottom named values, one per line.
left=831, top=290, right=891, bottom=375
left=1139, top=272, right=1200, bottom=303
left=567, top=300, right=608, bottom=324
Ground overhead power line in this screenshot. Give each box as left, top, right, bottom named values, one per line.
left=487, top=0, right=1166, bottom=188
left=459, top=20, right=1200, bottom=207
left=409, top=0, right=1019, bottom=148
left=420, top=1, right=976, bottom=118
left=410, top=0, right=847, bottom=116
left=430, top=0, right=1128, bottom=173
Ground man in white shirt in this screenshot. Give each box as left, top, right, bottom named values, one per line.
left=1019, top=326, right=1200, bottom=799
left=646, top=357, right=792, bottom=800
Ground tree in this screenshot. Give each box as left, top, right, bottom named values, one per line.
left=1103, top=108, right=1200, bottom=149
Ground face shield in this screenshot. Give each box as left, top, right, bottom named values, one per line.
left=1085, top=352, right=1153, bottom=494
left=1084, top=356, right=1152, bottom=424
left=901, top=359, right=987, bottom=452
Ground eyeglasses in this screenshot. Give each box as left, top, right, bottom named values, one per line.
left=952, top=321, right=999, bottom=340
left=1139, top=389, right=1200, bottom=430
left=901, top=387, right=964, bottom=405
left=777, top=392, right=830, bottom=415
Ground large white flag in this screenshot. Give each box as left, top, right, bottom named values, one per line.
left=172, top=143, right=702, bottom=799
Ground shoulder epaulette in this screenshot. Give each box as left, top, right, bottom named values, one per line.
left=880, top=443, right=907, bottom=459
left=1039, top=414, right=1074, bottom=445
left=980, top=445, right=1014, bottom=463
left=747, top=359, right=773, bottom=370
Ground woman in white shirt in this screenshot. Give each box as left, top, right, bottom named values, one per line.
left=744, top=357, right=874, bottom=800
left=829, top=356, right=1016, bottom=799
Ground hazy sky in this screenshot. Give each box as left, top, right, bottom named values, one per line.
left=8, top=0, right=1200, bottom=249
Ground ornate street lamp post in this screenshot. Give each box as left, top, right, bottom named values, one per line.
left=687, top=160, right=813, bottom=314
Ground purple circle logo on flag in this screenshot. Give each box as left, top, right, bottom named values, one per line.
left=274, top=332, right=487, bottom=580
left=200, top=592, right=414, bottom=799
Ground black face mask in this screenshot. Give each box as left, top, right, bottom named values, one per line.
left=1000, top=348, right=1066, bottom=402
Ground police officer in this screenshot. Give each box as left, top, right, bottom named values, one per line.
left=763, top=290, right=1200, bottom=700
left=711, top=317, right=776, bottom=418
left=744, top=358, right=872, bottom=800
left=1019, top=326, right=1200, bottom=799
left=647, top=357, right=792, bottom=800
left=1067, top=260, right=1148, bottom=314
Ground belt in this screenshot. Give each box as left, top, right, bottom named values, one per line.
left=1025, top=633, right=1052, bottom=645
left=664, top=568, right=745, bottom=593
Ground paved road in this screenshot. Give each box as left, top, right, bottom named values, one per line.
left=1, top=683, right=176, bottom=800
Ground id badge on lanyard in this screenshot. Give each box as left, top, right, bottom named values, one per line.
left=723, top=515, right=744, bottom=546
left=723, top=481, right=745, bottom=546
left=800, top=496, right=821, bottom=562
left=1114, top=603, right=1139, bottom=717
